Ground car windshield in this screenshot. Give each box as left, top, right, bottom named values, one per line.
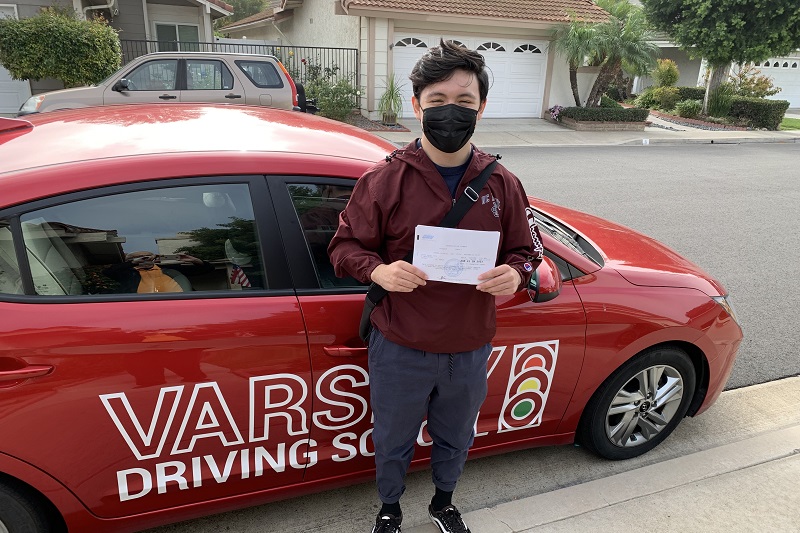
left=532, top=209, right=604, bottom=267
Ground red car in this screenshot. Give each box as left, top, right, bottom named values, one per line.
left=0, top=105, right=742, bottom=533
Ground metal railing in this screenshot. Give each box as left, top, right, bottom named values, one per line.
left=120, top=40, right=359, bottom=87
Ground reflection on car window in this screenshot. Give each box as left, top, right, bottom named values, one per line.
left=288, top=183, right=365, bottom=288
left=186, top=60, right=234, bottom=90
left=18, top=184, right=267, bottom=296
left=235, top=60, right=283, bottom=89
left=0, top=221, right=23, bottom=295
left=126, top=60, right=178, bottom=91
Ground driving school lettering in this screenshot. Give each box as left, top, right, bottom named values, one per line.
left=100, top=340, right=558, bottom=502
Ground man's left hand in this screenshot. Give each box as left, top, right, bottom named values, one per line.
left=476, top=265, right=521, bottom=296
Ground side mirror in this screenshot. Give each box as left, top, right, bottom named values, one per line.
left=113, top=79, right=130, bottom=92
left=530, top=256, right=562, bottom=303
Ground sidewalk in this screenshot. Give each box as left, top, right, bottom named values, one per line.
left=372, top=114, right=800, bottom=148
left=405, top=377, right=800, bottom=533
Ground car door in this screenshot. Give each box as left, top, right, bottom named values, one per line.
left=271, top=176, right=588, bottom=482
left=0, top=177, right=313, bottom=519
left=103, top=58, right=181, bottom=105
left=180, top=58, right=246, bottom=105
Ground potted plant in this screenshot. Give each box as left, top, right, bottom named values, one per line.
left=378, top=73, right=404, bottom=126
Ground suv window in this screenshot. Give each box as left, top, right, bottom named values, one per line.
left=125, top=59, right=178, bottom=91
left=186, top=59, right=234, bottom=90
left=235, top=60, right=284, bottom=89
left=18, top=184, right=266, bottom=296
left=0, top=221, right=23, bottom=295
left=287, top=183, right=364, bottom=288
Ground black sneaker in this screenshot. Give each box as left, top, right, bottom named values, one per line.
left=428, top=504, right=471, bottom=533
left=371, top=512, right=402, bottom=533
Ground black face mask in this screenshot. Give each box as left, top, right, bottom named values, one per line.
left=421, top=103, right=479, bottom=153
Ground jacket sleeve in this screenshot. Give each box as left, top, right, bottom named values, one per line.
left=499, top=171, right=543, bottom=292
left=328, top=172, right=386, bottom=284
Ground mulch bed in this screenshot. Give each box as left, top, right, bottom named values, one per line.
left=619, top=102, right=749, bottom=131
left=344, top=112, right=410, bottom=132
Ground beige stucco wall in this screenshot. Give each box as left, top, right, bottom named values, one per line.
left=637, top=47, right=703, bottom=90
left=272, top=2, right=358, bottom=47
left=223, top=23, right=282, bottom=42
left=547, top=60, right=601, bottom=108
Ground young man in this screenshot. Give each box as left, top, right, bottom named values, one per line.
left=328, top=40, right=543, bottom=533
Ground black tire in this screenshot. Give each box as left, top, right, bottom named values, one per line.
left=0, top=478, right=54, bottom=533
left=578, top=346, right=696, bottom=460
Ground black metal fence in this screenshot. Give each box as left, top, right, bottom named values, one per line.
left=120, top=40, right=359, bottom=88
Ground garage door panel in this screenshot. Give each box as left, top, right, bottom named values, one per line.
left=393, top=33, right=548, bottom=118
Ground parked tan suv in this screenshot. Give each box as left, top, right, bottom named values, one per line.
left=18, top=51, right=308, bottom=115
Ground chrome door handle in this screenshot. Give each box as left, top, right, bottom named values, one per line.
left=323, top=346, right=368, bottom=357
left=0, top=365, right=54, bottom=382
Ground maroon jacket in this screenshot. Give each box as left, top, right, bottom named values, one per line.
left=329, top=142, right=543, bottom=353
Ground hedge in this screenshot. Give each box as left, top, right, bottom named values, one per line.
left=0, top=8, right=121, bottom=87
left=676, top=86, right=706, bottom=101
left=729, top=97, right=790, bottom=130
left=559, top=107, right=650, bottom=122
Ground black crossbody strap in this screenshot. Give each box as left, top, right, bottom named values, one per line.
left=361, top=159, right=499, bottom=330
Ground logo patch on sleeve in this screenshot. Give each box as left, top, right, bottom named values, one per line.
left=523, top=262, right=533, bottom=272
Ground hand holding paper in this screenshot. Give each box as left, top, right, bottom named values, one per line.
left=413, top=225, right=500, bottom=285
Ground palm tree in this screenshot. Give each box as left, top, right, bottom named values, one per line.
left=584, top=0, right=660, bottom=107
left=551, top=19, right=599, bottom=107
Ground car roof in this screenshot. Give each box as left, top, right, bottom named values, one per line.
left=139, top=51, right=281, bottom=60
left=0, top=104, right=395, bottom=177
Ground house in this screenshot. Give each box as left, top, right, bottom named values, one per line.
left=0, top=0, right=232, bottom=115
left=222, top=0, right=610, bottom=120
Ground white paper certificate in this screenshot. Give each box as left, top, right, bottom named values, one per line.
left=413, top=225, right=500, bottom=285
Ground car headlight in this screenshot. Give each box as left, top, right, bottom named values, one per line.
left=712, top=295, right=740, bottom=325
left=18, top=95, right=45, bottom=115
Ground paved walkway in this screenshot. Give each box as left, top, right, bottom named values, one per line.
left=405, top=377, right=800, bottom=533
left=373, top=115, right=800, bottom=148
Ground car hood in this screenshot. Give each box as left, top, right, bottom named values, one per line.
left=532, top=198, right=727, bottom=297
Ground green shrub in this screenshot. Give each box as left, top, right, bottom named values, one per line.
left=651, top=86, right=680, bottom=111
left=676, top=86, right=706, bottom=101
left=302, top=61, right=358, bottom=121
left=707, top=82, right=735, bottom=117
left=729, top=96, right=790, bottom=130
left=605, top=86, right=623, bottom=101
left=653, top=58, right=680, bottom=87
left=674, top=99, right=702, bottom=119
left=559, top=107, right=650, bottom=122
left=729, top=64, right=781, bottom=98
left=0, top=7, right=120, bottom=87
left=634, top=86, right=656, bottom=108
left=600, top=95, right=623, bottom=108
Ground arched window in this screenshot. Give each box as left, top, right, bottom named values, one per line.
left=783, top=61, right=790, bottom=68
left=773, top=61, right=780, bottom=67
left=447, top=40, right=467, bottom=48
left=763, top=61, right=771, bottom=67
left=477, top=42, right=505, bottom=52
left=792, top=62, right=798, bottom=68
left=514, top=44, right=542, bottom=53
left=395, top=37, right=427, bottom=48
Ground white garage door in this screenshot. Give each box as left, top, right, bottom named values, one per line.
left=0, top=5, right=31, bottom=115
left=392, top=34, right=548, bottom=118
left=757, top=56, right=800, bottom=107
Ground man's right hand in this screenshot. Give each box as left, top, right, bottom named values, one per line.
left=371, top=261, right=428, bottom=292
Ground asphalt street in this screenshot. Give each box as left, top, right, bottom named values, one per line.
left=499, top=143, right=800, bottom=390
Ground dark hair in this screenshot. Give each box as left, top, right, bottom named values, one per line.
left=409, top=39, right=489, bottom=103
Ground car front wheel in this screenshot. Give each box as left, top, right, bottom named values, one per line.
left=578, top=346, right=696, bottom=460
left=0, top=478, right=56, bottom=533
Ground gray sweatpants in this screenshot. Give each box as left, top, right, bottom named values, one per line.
left=368, top=328, right=491, bottom=504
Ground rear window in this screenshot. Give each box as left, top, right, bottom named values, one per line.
left=235, top=60, right=284, bottom=89
left=0, top=221, right=23, bottom=294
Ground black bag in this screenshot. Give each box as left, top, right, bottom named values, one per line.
left=359, top=159, right=498, bottom=344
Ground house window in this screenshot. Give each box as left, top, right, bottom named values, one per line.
left=155, top=23, right=201, bottom=52
left=448, top=40, right=466, bottom=48
left=477, top=42, right=505, bottom=52
left=773, top=61, right=780, bottom=67
left=763, top=61, right=770, bottom=67
left=514, top=44, right=542, bottom=54
left=783, top=61, right=790, bottom=68
left=395, top=38, right=427, bottom=48
left=792, top=62, right=798, bottom=68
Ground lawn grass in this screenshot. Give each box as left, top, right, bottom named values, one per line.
left=780, top=117, right=800, bottom=130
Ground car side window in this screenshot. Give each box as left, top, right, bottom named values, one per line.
left=186, top=59, right=234, bottom=91
left=235, top=60, right=284, bottom=89
left=18, top=184, right=266, bottom=296
left=287, top=183, right=365, bottom=288
left=125, top=59, right=178, bottom=91
left=0, top=221, right=23, bottom=295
